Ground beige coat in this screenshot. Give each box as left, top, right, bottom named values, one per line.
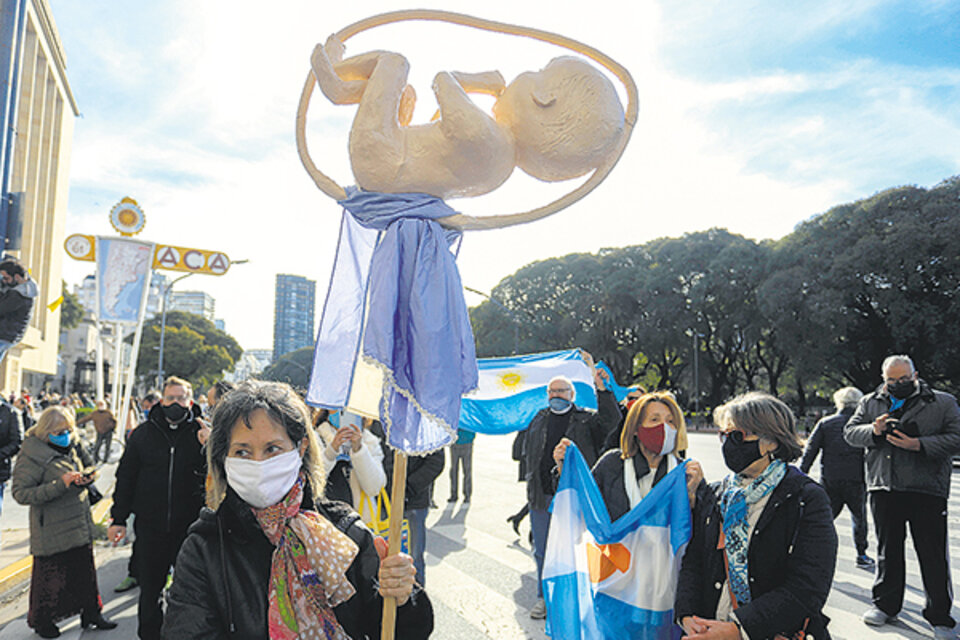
left=11, top=435, right=96, bottom=557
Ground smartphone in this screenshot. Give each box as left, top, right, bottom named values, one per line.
left=884, top=418, right=900, bottom=434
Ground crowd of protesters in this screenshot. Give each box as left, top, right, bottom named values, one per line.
left=0, top=348, right=953, bottom=639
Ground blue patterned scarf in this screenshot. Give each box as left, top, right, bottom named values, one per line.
left=719, top=459, right=787, bottom=605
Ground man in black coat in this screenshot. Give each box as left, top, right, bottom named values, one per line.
left=107, top=376, right=206, bottom=640
left=0, top=397, right=23, bottom=544
left=522, top=352, right=620, bottom=620
left=0, top=258, right=38, bottom=364
left=800, top=386, right=873, bottom=568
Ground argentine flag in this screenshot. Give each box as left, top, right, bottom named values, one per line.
left=459, top=349, right=596, bottom=435
left=543, top=443, right=691, bottom=639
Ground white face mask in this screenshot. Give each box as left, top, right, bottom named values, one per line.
left=224, top=448, right=302, bottom=509
left=660, top=423, right=678, bottom=456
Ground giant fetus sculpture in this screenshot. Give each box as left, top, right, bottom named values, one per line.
left=300, top=11, right=636, bottom=454
left=310, top=37, right=625, bottom=200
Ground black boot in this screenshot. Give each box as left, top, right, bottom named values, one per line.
left=34, top=622, right=60, bottom=638
left=81, top=610, right=118, bottom=630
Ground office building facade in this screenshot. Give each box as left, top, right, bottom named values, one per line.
left=0, top=0, right=78, bottom=393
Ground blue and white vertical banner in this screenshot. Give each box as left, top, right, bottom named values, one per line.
left=543, top=443, right=690, bottom=639
left=94, top=237, right=154, bottom=324
left=458, top=349, right=596, bottom=435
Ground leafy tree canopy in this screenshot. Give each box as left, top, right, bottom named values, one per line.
left=59, top=280, right=84, bottom=330
left=260, top=347, right=314, bottom=391
left=471, top=175, right=960, bottom=413
left=132, top=311, right=243, bottom=390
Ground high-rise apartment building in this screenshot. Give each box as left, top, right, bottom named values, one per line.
left=273, top=274, right=315, bottom=360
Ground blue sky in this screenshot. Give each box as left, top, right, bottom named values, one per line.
left=49, top=0, right=960, bottom=350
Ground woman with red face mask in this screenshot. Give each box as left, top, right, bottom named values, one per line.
left=556, top=391, right=705, bottom=521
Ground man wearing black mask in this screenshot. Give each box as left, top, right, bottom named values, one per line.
left=107, top=376, right=206, bottom=640
left=844, top=355, right=960, bottom=640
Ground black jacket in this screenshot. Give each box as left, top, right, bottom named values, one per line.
left=799, top=407, right=863, bottom=483
left=0, top=277, right=37, bottom=343
left=675, top=466, right=837, bottom=640
left=162, top=488, right=434, bottom=639
left=591, top=449, right=709, bottom=522
left=110, top=402, right=206, bottom=534
left=522, top=390, right=620, bottom=510
left=0, top=402, right=23, bottom=482
left=382, top=448, right=444, bottom=511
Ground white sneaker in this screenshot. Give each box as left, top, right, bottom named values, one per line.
left=529, top=598, right=546, bottom=620
left=862, top=607, right=896, bottom=626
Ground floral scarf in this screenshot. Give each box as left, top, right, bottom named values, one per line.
left=252, top=475, right=359, bottom=640
left=719, top=459, right=787, bottom=606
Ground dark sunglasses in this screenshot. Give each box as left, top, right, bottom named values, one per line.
left=718, top=430, right=747, bottom=444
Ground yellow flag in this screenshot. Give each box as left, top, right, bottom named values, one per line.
left=47, top=296, right=64, bottom=312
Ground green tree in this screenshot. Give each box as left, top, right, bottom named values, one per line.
left=260, top=347, right=314, bottom=390
left=770, top=177, right=960, bottom=394
left=133, top=311, right=243, bottom=389
left=59, top=281, right=84, bottom=330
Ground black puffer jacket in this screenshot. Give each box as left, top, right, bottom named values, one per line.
left=0, top=402, right=23, bottom=482
left=799, top=407, right=863, bottom=483
left=522, top=390, right=620, bottom=510
left=110, top=402, right=205, bottom=533
left=162, top=488, right=434, bottom=639
left=675, top=466, right=837, bottom=640
left=0, top=277, right=37, bottom=343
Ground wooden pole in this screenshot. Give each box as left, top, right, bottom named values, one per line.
left=381, top=451, right=408, bottom=640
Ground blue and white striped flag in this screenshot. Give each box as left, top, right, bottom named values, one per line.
left=458, top=349, right=596, bottom=435
left=543, top=443, right=691, bottom=639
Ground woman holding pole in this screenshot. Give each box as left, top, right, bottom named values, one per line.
left=162, top=380, right=433, bottom=639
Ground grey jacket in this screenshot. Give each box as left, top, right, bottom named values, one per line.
left=843, top=380, right=960, bottom=498
left=11, top=435, right=97, bottom=557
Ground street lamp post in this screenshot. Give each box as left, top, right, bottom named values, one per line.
left=156, top=272, right=195, bottom=389
left=692, top=331, right=705, bottom=422
left=464, top=286, right=520, bottom=355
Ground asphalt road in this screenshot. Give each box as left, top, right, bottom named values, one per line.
left=0, top=431, right=957, bottom=638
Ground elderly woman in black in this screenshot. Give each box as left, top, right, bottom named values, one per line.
left=11, top=406, right=116, bottom=638
left=675, top=392, right=837, bottom=640
left=162, top=380, right=433, bottom=639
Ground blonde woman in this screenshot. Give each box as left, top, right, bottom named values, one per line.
left=11, top=406, right=116, bottom=638
left=569, top=391, right=705, bottom=520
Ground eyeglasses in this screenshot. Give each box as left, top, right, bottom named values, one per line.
left=885, top=376, right=913, bottom=385
left=164, top=394, right=190, bottom=404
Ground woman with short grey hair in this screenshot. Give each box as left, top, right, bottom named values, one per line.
left=676, top=392, right=837, bottom=639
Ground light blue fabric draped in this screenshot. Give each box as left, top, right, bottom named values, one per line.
left=307, top=187, right=478, bottom=454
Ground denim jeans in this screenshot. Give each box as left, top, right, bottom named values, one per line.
left=530, top=507, right=552, bottom=597
left=406, top=507, right=429, bottom=587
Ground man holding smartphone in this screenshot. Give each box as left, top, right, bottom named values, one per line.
left=844, top=355, right=960, bottom=640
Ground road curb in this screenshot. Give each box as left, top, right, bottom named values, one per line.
left=0, top=497, right=114, bottom=594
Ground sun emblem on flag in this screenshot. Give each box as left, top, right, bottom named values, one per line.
left=586, top=542, right=631, bottom=583
left=496, top=371, right=525, bottom=391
